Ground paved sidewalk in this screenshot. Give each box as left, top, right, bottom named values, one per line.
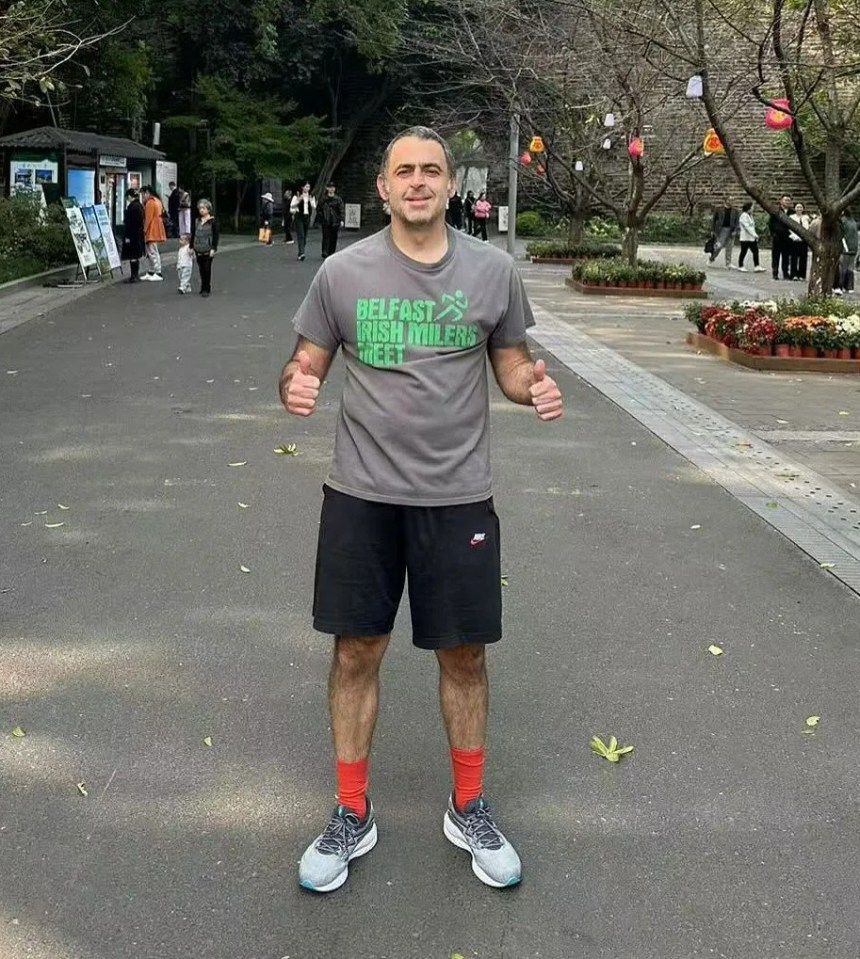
left=515, top=241, right=860, bottom=501
left=0, top=237, right=260, bottom=337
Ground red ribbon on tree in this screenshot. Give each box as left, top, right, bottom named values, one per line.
left=628, top=136, right=644, bottom=159
left=520, top=151, right=532, bottom=165
left=765, top=99, right=793, bottom=130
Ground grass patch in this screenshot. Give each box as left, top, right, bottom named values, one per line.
left=0, top=254, right=49, bottom=285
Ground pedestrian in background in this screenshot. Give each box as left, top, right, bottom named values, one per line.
left=789, top=202, right=810, bottom=281
left=178, top=186, right=192, bottom=236
left=318, top=183, right=345, bottom=259
left=708, top=197, right=739, bottom=268
left=769, top=194, right=793, bottom=280
left=260, top=192, right=275, bottom=245
left=121, top=188, right=146, bottom=283
left=192, top=199, right=219, bottom=297
left=291, top=183, right=316, bottom=261
left=176, top=233, right=194, bottom=294
left=448, top=190, right=464, bottom=230
left=737, top=202, right=764, bottom=272
left=836, top=212, right=858, bottom=295
left=167, top=181, right=180, bottom=238
left=474, top=191, right=492, bottom=241
left=283, top=187, right=295, bottom=244
left=141, top=186, right=167, bottom=281
left=464, top=190, right=476, bottom=235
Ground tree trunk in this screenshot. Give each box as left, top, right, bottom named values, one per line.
left=808, top=213, right=841, bottom=296
left=234, top=180, right=248, bottom=233
left=567, top=209, right=584, bottom=244
left=621, top=224, right=639, bottom=264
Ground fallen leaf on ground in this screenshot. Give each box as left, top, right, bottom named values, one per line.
left=7, top=370, right=18, bottom=375
left=228, top=461, right=248, bottom=467
left=238, top=502, right=250, bottom=509
left=203, top=736, right=213, bottom=747
left=239, top=565, right=251, bottom=573
left=805, top=715, right=821, bottom=728
left=274, top=444, right=298, bottom=456
left=34, top=511, right=47, bottom=515
left=500, top=576, right=509, bottom=587
left=20, top=522, right=32, bottom=527
left=45, top=522, right=65, bottom=529
left=690, top=524, right=702, bottom=530
left=766, top=502, right=779, bottom=509
left=206, top=379, right=215, bottom=384
left=838, top=411, right=849, bottom=416
left=820, top=562, right=835, bottom=569
left=776, top=419, right=788, bottom=425
left=57, top=504, right=70, bottom=510
left=12, top=726, right=25, bottom=738
left=708, top=644, right=724, bottom=656
left=590, top=735, right=634, bottom=763
left=76, top=782, right=88, bottom=797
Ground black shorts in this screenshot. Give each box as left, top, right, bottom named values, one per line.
left=313, top=485, right=503, bottom=650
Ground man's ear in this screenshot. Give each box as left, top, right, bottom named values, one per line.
left=376, top=174, right=389, bottom=202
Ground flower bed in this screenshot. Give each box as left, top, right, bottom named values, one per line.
left=686, top=298, right=860, bottom=369
left=567, top=257, right=707, bottom=297
left=526, top=240, right=621, bottom=264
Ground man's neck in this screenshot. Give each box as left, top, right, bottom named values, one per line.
left=390, top=220, right=449, bottom=264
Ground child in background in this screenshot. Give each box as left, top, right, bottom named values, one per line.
left=177, top=234, right=194, bottom=294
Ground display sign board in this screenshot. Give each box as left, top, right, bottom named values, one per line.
left=99, top=154, right=128, bottom=168
left=498, top=205, right=509, bottom=233
left=80, top=205, right=112, bottom=275
left=62, top=199, right=97, bottom=272
left=93, top=204, right=122, bottom=270
left=344, top=203, right=361, bottom=230
left=10, top=157, right=59, bottom=193
left=67, top=168, right=96, bottom=207
left=155, top=160, right=178, bottom=199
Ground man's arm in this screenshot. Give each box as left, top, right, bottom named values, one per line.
left=489, top=344, right=563, bottom=421
left=278, top=336, right=335, bottom=416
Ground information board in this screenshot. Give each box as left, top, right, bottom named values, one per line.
left=62, top=199, right=97, bottom=273
left=93, top=204, right=122, bottom=270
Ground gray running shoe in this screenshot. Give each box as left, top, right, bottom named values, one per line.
left=443, top=794, right=522, bottom=888
left=299, top=800, right=377, bottom=893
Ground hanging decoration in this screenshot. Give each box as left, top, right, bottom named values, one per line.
left=574, top=160, right=584, bottom=172
left=627, top=137, right=644, bottom=159
left=603, top=113, right=616, bottom=127
left=529, top=135, right=545, bottom=153
left=686, top=75, right=703, bottom=99
left=602, top=138, right=612, bottom=150
left=536, top=164, right=546, bottom=177
left=520, top=151, right=532, bottom=165
left=765, top=99, right=793, bottom=130
left=702, top=128, right=725, bottom=155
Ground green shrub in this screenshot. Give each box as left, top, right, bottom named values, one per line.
left=572, top=257, right=706, bottom=286
left=585, top=216, right=622, bottom=241
left=0, top=254, right=45, bottom=284
left=515, top=210, right=546, bottom=237
left=526, top=239, right=622, bottom=259
left=0, top=192, right=77, bottom=273
left=640, top=212, right=710, bottom=244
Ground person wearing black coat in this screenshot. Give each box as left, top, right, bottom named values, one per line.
left=768, top=194, right=794, bottom=280
left=447, top=191, right=464, bottom=230
left=318, top=183, right=345, bottom=258
left=122, top=190, right=146, bottom=282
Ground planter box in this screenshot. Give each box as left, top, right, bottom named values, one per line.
left=567, top=278, right=708, bottom=299
left=530, top=256, right=586, bottom=265
left=687, top=332, right=860, bottom=373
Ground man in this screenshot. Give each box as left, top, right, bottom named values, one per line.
left=768, top=194, right=793, bottom=280
left=464, top=189, right=476, bottom=234
left=709, top=197, right=739, bottom=268
left=178, top=185, right=192, bottom=236
left=140, top=186, right=166, bottom=281
left=291, top=183, right=316, bottom=261
left=318, top=183, right=345, bottom=258
left=167, top=181, right=180, bottom=238
left=279, top=125, right=563, bottom=894
left=447, top=189, right=464, bottom=230
left=282, top=186, right=295, bottom=244
left=836, top=211, right=859, bottom=294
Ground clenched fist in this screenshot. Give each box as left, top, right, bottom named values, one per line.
left=529, top=359, right=563, bottom=421
left=283, top=350, right=321, bottom=417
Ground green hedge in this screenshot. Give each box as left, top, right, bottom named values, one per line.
left=526, top=240, right=622, bottom=259
left=516, top=210, right=546, bottom=237
left=0, top=192, right=76, bottom=281
left=572, top=257, right=706, bottom=286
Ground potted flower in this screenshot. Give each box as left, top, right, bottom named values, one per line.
left=811, top=316, right=839, bottom=358
left=834, top=314, right=860, bottom=359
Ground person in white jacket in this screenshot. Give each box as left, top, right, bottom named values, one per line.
left=788, top=202, right=811, bottom=280
left=737, top=202, right=765, bottom=272
left=291, top=183, right=317, bottom=261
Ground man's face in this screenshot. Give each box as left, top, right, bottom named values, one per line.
left=326, top=186, right=335, bottom=197
left=377, top=136, right=453, bottom=228
left=781, top=195, right=792, bottom=209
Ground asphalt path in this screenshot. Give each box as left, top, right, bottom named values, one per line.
left=1, top=241, right=859, bottom=959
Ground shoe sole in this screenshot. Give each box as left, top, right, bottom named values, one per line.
left=299, top=822, right=378, bottom=893
left=443, top=813, right=521, bottom=888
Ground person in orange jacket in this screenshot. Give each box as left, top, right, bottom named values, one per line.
left=141, top=186, right=167, bottom=281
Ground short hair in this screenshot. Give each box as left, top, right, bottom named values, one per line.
left=742, top=201, right=752, bottom=212
left=326, top=182, right=336, bottom=189
left=379, top=126, right=455, bottom=177
left=169, top=181, right=176, bottom=188
left=180, top=233, right=192, bottom=241
left=197, top=198, right=213, bottom=212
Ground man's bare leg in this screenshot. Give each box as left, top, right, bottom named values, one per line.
left=329, top=634, right=390, bottom=761
left=437, top=644, right=488, bottom=750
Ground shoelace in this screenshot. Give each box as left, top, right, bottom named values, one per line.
left=316, top=809, right=363, bottom=856
left=463, top=802, right=504, bottom=850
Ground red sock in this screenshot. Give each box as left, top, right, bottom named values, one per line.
left=336, top=758, right=368, bottom=818
left=450, top=746, right=485, bottom=811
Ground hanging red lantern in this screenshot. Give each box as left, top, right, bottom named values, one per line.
left=529, top=135, right=545, bottom=153
left=628, top=136, right=644, bottom=159
left=520, top=151, right=532, bottom=165
left=535, top=164, right=545, bottom=177
left=765, top=99, right=793, bottom=130
left=702, top=128, right=725, bottom=156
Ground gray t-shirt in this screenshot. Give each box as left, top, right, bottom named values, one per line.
left=292, top=227, right=535, bottom=506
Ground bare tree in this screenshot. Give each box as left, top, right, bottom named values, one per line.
left=408, top=0, right=707, bottom=261
left=592, top=0, right=860, bottom=293
left=0, top=0, right=129, bottom=109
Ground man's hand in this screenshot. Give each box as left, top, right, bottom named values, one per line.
left=283, top=350, right=320, bottom=417
left=529, top=359, right=563, bottom=421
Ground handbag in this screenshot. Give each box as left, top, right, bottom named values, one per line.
left=704, top=235, right=715, bottom=254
